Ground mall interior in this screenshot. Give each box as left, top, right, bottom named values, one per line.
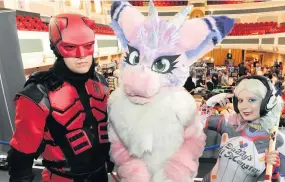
left=0, top=0, right=285, bottom=182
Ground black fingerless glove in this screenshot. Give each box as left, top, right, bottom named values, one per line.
left=106, top=160, right=114, bottom=173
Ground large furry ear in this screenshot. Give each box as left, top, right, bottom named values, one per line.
left=110, top=1, right=145, bottom=48
left=177, top=16, right=234, bottom=63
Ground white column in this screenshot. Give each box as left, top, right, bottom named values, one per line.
left=84, top=0, right=92, bottom=18
left=16, top=0, right=29, bottom=11
left=3, top=0, right=17, bottom=9
left=95, top=0, right=102, bottom=14
left=70, top=0, right=81, bottom=8
left=53, top=1, right=64, bottom=14
left=99, top=0, right=108, bottom=24
left=58, top=0, right=65, bottom=13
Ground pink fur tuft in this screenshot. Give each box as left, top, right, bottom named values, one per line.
left=118, top=6, right=145, bottom=41
left=177, top=19, right=210, bottom=52
left=118, top=159, right=150, bottom=182
left=109, top=125, right=150, bottom=181
left=184, top=123, right=206, bottom=158
left=109, top=124, right=133, bottom=166
left=110, top=139, right=133, bottom=166
left=164, top=121, right=206, bottom=182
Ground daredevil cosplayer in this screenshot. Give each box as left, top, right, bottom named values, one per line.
left=7, top=13, right=113, bottom=182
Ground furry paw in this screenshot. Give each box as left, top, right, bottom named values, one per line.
left=118, top=159, right=150, bottom=182
left=164, top=180, right=174, bottom=182
left=152, top=169, right=174, bottom=182
left=153, top=168, right=193, bottom=182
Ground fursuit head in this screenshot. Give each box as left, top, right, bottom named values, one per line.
left=107, top=1, right=234, bottom=182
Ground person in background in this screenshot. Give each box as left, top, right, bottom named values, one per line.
left=192, top=71, right=197, bottom=87
left=238, top=62, right=247, bottom=77
left=104, top=68, right=113, bottom=78
left=282, top=77, right=285, bottom=93
left=205, top=75, right=214, bottom=91
left=112, top=63, right=121, bottom=88
left=271, top=73, right=278, bottom=85
left=245, top=60, right=251, bottom=72
left=274, top=60, right=280, bottom=75
left=253, top=58, right=258, bottom=67
left=212, top=73, right=219, bottom=88
left=275, top=76, right=284, bottom=96
left=246, top=70, right=252, bottom=76
left=7, top=13, right=113, bottom=182
left=218, top=70, right=222, bottom=84
left=94, top=62, right=108, bottom=86
left=279, top=62, right=283, bottom=76
left=255, top=62, right=263, bottom=76
left=264, top=67, right=271, bottom=77
left=263, top=66, right=268, bottom=76
left=196, top=75, right=206, bottom=88
left=220, top=70, right=230, bottom=86
left=251, top=62, right=256, bottom=75
left=184, top=75, right=196, bottom=94
left=113, top=63, right=120, bottom=79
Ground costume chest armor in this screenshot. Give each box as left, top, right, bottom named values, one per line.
left=48, top=79, right=108, bottom=130
left=46, top=79, right=109, bottom=156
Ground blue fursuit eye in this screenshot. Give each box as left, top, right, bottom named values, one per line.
left=151, top=55, right=180, bottom=74
left=125, top=45, right=140, bottom=66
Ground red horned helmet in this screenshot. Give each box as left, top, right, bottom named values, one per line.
left=49, top=13, right=96, bottom=58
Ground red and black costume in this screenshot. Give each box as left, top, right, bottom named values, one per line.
left=7, top=13, right=113, bottom=182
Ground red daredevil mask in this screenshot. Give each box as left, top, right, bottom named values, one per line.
left=49, top=13, right=95, bottom=58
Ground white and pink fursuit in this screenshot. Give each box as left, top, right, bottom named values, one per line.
left=107, top=1, right=234, bottom=182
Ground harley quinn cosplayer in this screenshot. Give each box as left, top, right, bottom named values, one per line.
left=204, top=76, right=285, bottom=182
left=7, top=13, right=113, bottom=182
left=107, top=0, right=234, bottom=182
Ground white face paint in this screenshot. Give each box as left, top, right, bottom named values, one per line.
left=237, top=90, right=262, bottom=122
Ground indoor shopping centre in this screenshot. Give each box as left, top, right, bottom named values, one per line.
left=0, top=0, right=284, bottom=182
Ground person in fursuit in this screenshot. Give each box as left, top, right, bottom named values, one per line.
left=107, top=0, right=234, bottom=181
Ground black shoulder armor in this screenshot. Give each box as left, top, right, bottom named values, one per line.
left=15, top=71, right=63, bottom=110
left=24, top=71, right=49, bottom=87
left=24, top=71, right=64, bottom=91
left=16, top=71, right=48, bottom=105
left=17, top=82, right=47, bottom=105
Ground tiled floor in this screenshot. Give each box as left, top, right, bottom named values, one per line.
left=0, top=169, right=118, bottom=182
left=0, top=159, right=216, bottom=182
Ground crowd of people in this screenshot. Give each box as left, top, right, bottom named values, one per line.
left=184, top=58, right=285, bottom=128
left=184, top=69, right=233, bottom=94
left=184, top=60, right=285, bottom=96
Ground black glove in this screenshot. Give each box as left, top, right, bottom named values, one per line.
left=9, top=175, right=34, bottom=182
left=106, top=160, right=115, bottom=173
left=7, top=148, right=35, bottom=182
